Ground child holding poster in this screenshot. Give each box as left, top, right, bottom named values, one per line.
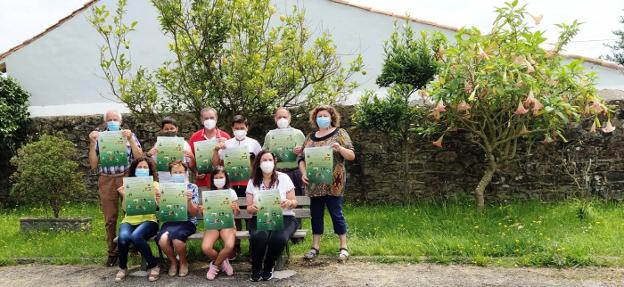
left=155, top=161, right=200, bottom=278
left=200, top=166, right=240, bottom=280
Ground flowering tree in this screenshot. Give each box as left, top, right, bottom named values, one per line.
left=428, top=1, right=613, bottom=211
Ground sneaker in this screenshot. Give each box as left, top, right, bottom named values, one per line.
left=221, top=259, right=234, bottom=276
left=114, top=268, right=127, bottom=282
left=250, top=271, right=262, bottom=282
left=206, top=262, right=220, bottom=280
left=303, top=248, right=319, bottom=260
left=338, top=248, right=349, bottom=263
left=261, top=267, right=274, bottom=281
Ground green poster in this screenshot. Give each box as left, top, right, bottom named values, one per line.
left=158, top=182, right=188, bottom=222
left=98, top=131, right=128, bottom=168
left=124, top=176, right=157, bottom=216
left=202, top=190, right=234, bottom=230
left=194, top=139, right=217, bottom=174
left=267, top=128, right=299, bottom=163
left=155, top=136, right=185, bottom=172
left=256, top=189, right=284, bottom=231
left=224, top=146, right=250, bottom=182
left=305, top=146, right=334, bottom=184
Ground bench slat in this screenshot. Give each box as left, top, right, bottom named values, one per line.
left=238, top=196, right=310, bottom=207
left=115, top=229, right=308, bottom=243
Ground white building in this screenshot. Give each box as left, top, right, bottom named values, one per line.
left=1, top=0, right=623, bottom=117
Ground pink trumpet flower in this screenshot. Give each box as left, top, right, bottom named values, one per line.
left=590, top=101, right=603, bottom=114
left=478, top=47, right=489, bottom=60
left=432, top=136, right=444, bottom=148
left=532, top=99, right=544, bottom=114
left=523, top=90, right=536, bottom=106
left=519, top=124, right=529, bottom=136
left=514, top=101, right=528, bottom=115
left=541, top=134, right=554, bottom=144
left=602, top=119, right=615, bottom=133
left=457, top=101, right=471, bottom=112
left=589, top=121, right=597, bottom=133
left=434, top=101, right=446, bottom=112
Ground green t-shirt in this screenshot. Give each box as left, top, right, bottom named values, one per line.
left=262, top=127, right=306, bottom=170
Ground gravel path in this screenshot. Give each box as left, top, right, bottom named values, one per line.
left=1, top=259, right=624, bottom=287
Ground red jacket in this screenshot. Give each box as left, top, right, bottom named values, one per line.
left=189, top=128, right=231, bottom=187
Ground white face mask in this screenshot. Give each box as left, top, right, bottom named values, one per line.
left=233, top=130, right=247, bottom=141
left=214, top=178, right=226, bottom=189
left=276, top=118, right=290, bottom=129
left=260, top=161, right=275, bottom=174
left=203, top=119, right=216, bottom=130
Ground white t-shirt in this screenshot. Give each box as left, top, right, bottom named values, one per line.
left=219, top=137, right=263, bottom=160
left=154, top=140, right=192, bottom=182
left=245, top=172, right=296, bottom=216
left=201, top=188, right=239, bottom=202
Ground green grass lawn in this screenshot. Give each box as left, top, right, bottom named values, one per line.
left=1, top=200, right=623, bottom=267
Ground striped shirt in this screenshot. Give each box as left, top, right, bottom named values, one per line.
left=96, top=133, right=142, bottom=175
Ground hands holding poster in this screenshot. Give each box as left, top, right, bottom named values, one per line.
left=255, top=189, right=284, bottom=231
left=194, top=139, right=217, bottom=174
left=158, top=182, right=188, bottom=222
left=98, top=131, right=128, bottom=168
left=201, top=190, right=235, bottom=230
left=124, top=176, right=157, bottom=216
left=267, top=128, right=300, bottom=162
left=304, top=146, right=334, bottom=184
left=224, top=146, right=250, bottom=181
left=155, top=136, right=185, bottom=171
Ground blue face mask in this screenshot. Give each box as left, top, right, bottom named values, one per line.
left=135, top=168, right=150, bottom=177
left=107, top=120, right=121, bottom=131
left=316, top=116, right=331, bottom=129
left=171, top=174, right=186, bottom=183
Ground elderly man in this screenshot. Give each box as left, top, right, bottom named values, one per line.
left=188, top=107, right=231, bottom=189
left=88, top=110, right=143, bottom=267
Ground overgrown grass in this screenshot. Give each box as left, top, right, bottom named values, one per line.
left=2, top=200, right=624, bottom=267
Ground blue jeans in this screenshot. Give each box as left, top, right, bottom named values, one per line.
left=118, top=221, right=159, bottom=269
left=310, top=195, right=347, bottom=235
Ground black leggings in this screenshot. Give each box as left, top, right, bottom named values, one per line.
left=249, top=215, right=296, bottom=273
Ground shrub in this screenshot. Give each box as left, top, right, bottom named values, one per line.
left=10, top=133, right=87, bottom=218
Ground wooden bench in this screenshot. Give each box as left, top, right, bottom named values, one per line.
left=115, top=195, right=310, bottom=270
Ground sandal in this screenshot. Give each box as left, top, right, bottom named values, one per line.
left=338, top=248, right=349, bottom=263
left=179, top=263, right=189, bottom=277
left=303, top=248, right=319, bottom=260
left=114, top=268, right=127, bottom=282
left=168, top=263, right=177, bottom=277
left=148, top=265, right=160, bottom=282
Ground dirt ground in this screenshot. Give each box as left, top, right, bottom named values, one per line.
left=2, top=259, right=624, bottom=287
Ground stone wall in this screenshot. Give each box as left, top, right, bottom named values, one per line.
left=2, top=103, right=624, bottom=205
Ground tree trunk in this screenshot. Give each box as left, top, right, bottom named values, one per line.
left=474, top=154, right=497, bottom=212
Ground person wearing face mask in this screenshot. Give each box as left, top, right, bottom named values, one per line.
left=213, top=115, right=262, bottom=258
left=147, top=116, right=195, bottom=182
left=188, top=107, right=231, bottom=189
left=297, top=105, right=355, bottom=262
left=246, top=150, right=298, bottom=282
left=156, top=160, right=201, bottom=278
left=88, top=109, right=143, bottom=267
left=114, top=157, right=161, bottom=282
left=200, top=166, right=240, bottom=280
left=262, top=108, right=306, bottom=238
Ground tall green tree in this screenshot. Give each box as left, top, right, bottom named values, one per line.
left=353, top=22, right=443, bottom=196
left=605, top=9, right=624, bottom=66
left=428, top=1, right=612, bottom=211
left=90, top=0, right=363, bottom=126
